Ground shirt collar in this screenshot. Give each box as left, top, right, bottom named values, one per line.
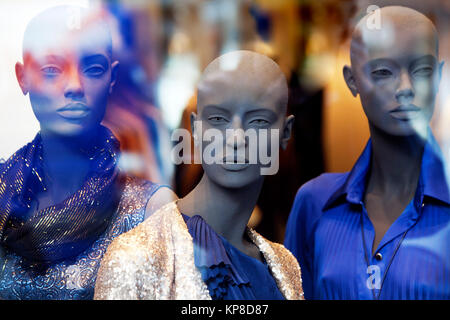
left=323, top=131, right=450, bottom=211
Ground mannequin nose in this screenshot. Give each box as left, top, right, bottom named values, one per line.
left=226, top=117, right=246, bottom=149
left=64, top=67, right=84, bottom=99
left=395, top=71, right=414, bottom=104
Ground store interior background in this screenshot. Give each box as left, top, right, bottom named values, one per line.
left=0, top=0, right=449, bottom=242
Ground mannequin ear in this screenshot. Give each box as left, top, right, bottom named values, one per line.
left=438, top=61, right=444, bottom=83
left=15, top=62, right=28, bottom=95
left=281, top=115, right=295, bottom=150
left=190, top=112, right=199, bottom=145
left=109, top=61, right=119, bottom=94
left=343, top=65, right=358, bottom=97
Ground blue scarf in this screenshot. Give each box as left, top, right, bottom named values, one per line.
left=0, top=126, right=121, bottom=265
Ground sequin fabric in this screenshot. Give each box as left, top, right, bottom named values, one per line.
left=0, top=128, right=120, bottom=263
left=0, top=176, right=160, bottom=300
left=94, top=201, right=304, bottom=300
left=247, top=229, right=304, bottom=300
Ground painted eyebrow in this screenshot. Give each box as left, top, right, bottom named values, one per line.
left=201, top=105, right=279, bottom=119
left=410, top=54, right=437, bottom=66
left=40, top=55, right=67, bottom=65
left=364, top=58, right=399, bottom=70
left=202, top=105, right=230, bottom=114
left=245, top=108, right=278, bottom=121
left=80, top=54, right=109, bottom=67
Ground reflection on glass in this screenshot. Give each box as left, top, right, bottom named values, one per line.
left=94, top=50, right=304, bottom=300
left=0, top=5, right=174, bottom=300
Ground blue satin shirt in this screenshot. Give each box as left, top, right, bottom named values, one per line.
left=285, top=134, right=450, bottom=300
left=183, top=214, right=285, bottom=300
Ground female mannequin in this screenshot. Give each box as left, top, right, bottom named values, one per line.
left=0, top=6, right=175, bottom=300
left=94, top=51, right=303, bottom=300
left=285, top=6, right=449, bottom=300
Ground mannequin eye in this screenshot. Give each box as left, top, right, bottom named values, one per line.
left=208, top=116, right=228, bottom=123
left=371, top=68, right=393, bottom=78
left=249, top=118, right=270, bottom=126
left=413, top=66, right=433, bottom=78
left=83, top=65, right=106, bottom=77
left=41, top=66, right=62, bottom=77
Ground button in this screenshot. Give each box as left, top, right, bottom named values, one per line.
left=375, top=253, right=383, bottom=261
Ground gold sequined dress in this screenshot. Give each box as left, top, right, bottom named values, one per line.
left=94, top=201, right=304, bottom=300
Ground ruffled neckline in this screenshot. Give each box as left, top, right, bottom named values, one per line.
left=182, top=214, right=253, bottom=299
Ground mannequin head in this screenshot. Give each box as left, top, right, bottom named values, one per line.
left=15, top=5, right=119, bottom=138
left=343, top=6, right=443, bottom=138
left=193, top=50, right=294, bottom=189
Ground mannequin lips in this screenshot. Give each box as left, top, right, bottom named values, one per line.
left=57, top=103, right=90, bottom=120
left=221, top=156, right=250, bottom=171
left=221, top=163, right=251, bottom=171
left=389, top=104, right=421, bottom=120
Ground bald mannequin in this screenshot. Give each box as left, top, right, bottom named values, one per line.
left=345, top=6, right=442, bottom=137
left=94, top=51, right=303, bottom=300
left=15, top=6, right=117, bottom=143
left=350, top=7, right=439, bottom=63
left=343, top=6, right=444, bottom=252
left=178, top=50, right=294, bottom=259
left=14, top=6, right=174, bottom=218
left=197, top=50, right=289, bottom=115
left=0, top=5, right=176, bottom=300
left=285, top=5, right=449, bottom=300
left=21, top=6, right=113, bottom=60
left=14, top=6, right=119, bottom=212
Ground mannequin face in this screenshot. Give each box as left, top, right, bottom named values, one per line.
left=16, top=7, right=118, bottom=137
left=344, top=6, right=443, bottom=137
left=194, top=51, right=293, bottom=189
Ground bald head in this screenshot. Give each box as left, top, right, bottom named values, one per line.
left=350, top=6, right=439, bottom=66
left=343, top=6, right=442, bottom=138
left=197, top=50, right=288, bottom=115
left=22, top=5, right=112, bottom=60
left=15, top=5, right=119, bottom=138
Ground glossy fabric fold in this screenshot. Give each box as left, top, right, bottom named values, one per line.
left=0, top=126, right=120, bottom=263
left=183, top=214, right=250, bottom=299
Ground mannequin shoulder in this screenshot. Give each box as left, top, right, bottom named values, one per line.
left=293, top=172, right=348, bottom=209
left=144, top=186, right=178, bottom=220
